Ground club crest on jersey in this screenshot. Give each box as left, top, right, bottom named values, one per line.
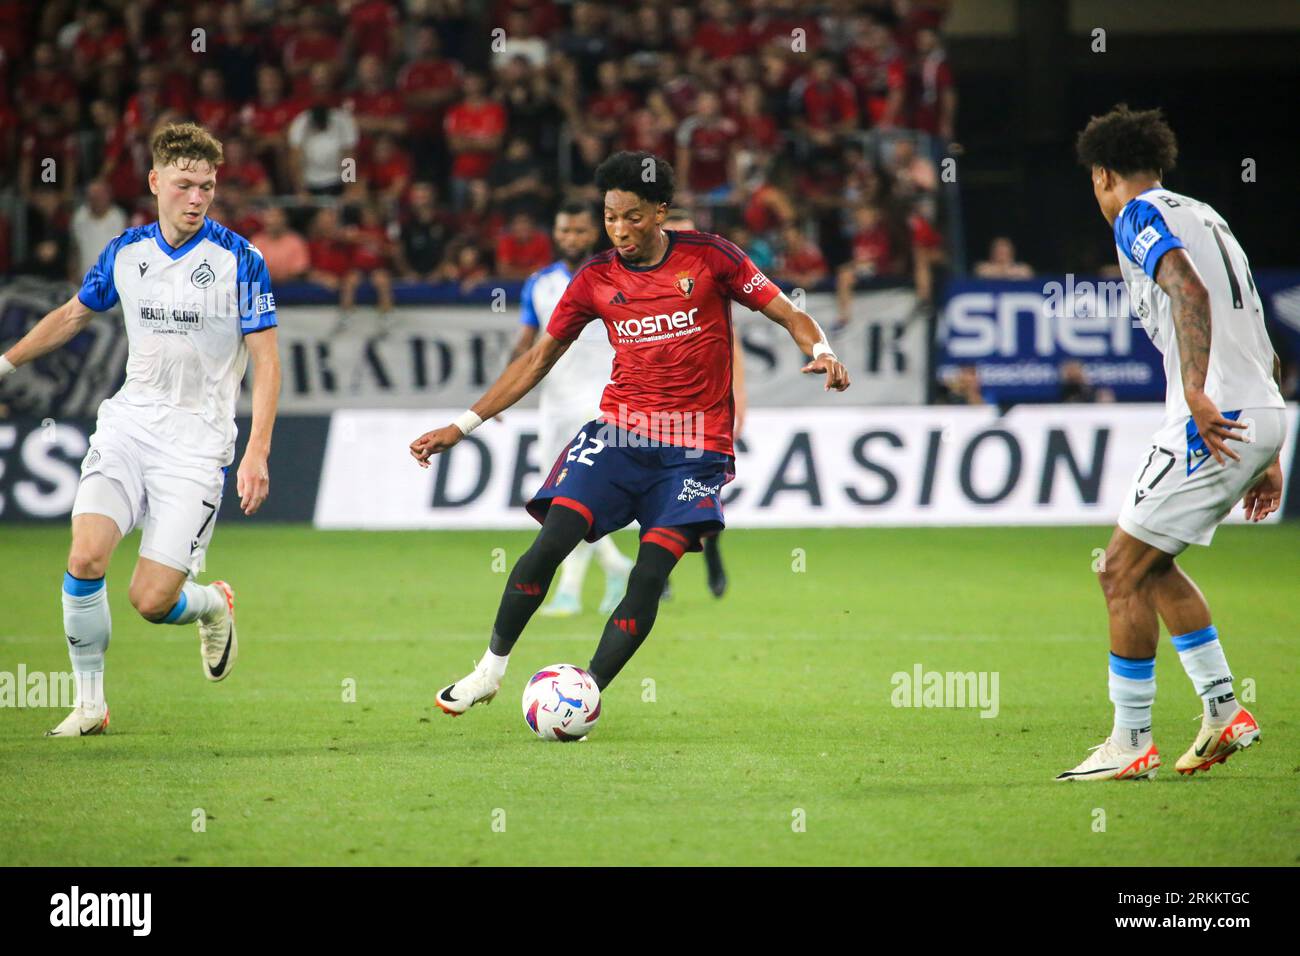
left=556, top=467, right=568, bottom=485
left=190, top=260, right=216, bottom=289
left=674, top=271, right=695, bottom=298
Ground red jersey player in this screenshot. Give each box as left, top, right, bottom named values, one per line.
left=410, top=151, right=849, bottom=718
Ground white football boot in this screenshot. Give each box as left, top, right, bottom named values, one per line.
left=45, top=705, right=110, bottom=737
left=199, top=581, right=238, bottom=682
left=435, top=658, right=501, bottom=716
left=1055, top=736, right=1160, bottom=781
left=1176, top=706, right=1260, bottom=775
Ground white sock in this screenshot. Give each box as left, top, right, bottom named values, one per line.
left=1109, top=654, right=1155, bottom=750
left=594, top=537, right=632, bottom=577
left=554, top=541, right=594, bottom=602
left=62, top=573, right=111, bottom=715
left=479, top=649, right=509, bottom=682
left=1172, top=626, right=1238, bottom=722
left=161, top=581, right=223, bottom=625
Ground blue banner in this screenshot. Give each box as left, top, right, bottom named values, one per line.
left=938, top=276, right=1166, bottom=403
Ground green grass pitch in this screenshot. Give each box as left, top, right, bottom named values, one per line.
left=1, top=523, right=1297, bottom=866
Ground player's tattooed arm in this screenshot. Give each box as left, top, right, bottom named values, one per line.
left=1154, top=248, right=1244, bottom=464
left=758, top=291, right=850, bottom=391
left=1155, top=248, right=1212, bottom=393
left=0, top=295, right=95, bottom=373
left=410, top=332, right=571, bottom=465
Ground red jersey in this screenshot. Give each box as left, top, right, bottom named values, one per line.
left=546, top=230, right=779, bottom=456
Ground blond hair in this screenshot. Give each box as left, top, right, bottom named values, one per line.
left=151, top=122, right=224, bottom=171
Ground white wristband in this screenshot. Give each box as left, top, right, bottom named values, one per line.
left=453, top=409, right=483, bottom=436
left=0, top=354, right=14, bottom=379
left=812, top=342, right=834, bottom=361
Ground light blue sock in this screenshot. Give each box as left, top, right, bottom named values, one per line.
left=1109, top=652, right=1155, bottom=749
left=62, top=572, right=111, bottom=713
left=160, top=581, right=223, bottom=625
left=1171, top=625, right=1237, bottom=720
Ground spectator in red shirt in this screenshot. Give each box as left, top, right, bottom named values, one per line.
left=307, top=206, right=366, bottom=325
left=283, top=6, right=342, bottom=88
left=241, top=66, right=302, bottom=190
left=676, top=89, right=739, bottom=200
left=907, top=28, right=956, bottom=141
left=366, top=134, right=413, bottom=204
left=220, top=137, right=272, bottom=197
left=747, top=0, right=816, bottom=53
left=836, top=202, right=901, bottom=326
left=211, top=181, right=264, bottom=239
left=436, top=240, right=491, bottom=295
left=345, top=202, right=396, bottom=315
left=778, top=224, right=829, bottom=288
left=495, top=212, right=554, bottom=280
left=790, top=55, right=859, bottom=152
left=585, top=61, right=640, bottom=144
left=121, top=64, right=186, bottom=140
left=844, top=15, right=906, bottom=129
left=194, top=67, right=237, bottom=139
left=452, top=178, right=506, bottom=250
left=398, top=24, right=463, bottom=170
left=621, top=89, right=678, bottom=159
left=345, top=54, right=407, bottom=144
left=444, top=72, right=507, bottom=207
left=693, top=0, right=755, bottom=60
left=17, top=43, right=78, bottom=124
left=345, top=0, right=401, bottom=62
left=654, top=52, right=700, bottom=119
left=731, top=82, right=781, bottom=154
left=89, top=99, right=142, bottom=205
left=18, top=107, right=77, bottom=200
left=70, top=7, right=128, bottom=85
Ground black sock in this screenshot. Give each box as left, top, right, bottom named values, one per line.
left=489, top=504, right=590, bottom=656
left=588, top=536, right=687, bottom=689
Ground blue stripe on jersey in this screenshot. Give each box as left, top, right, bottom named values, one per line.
left=519, top=261, right=572, bottom=328
left=1113, top=198, right=1185, bottom=280
left=519, top=273, right=540, bottom=327
left=209, top=218, right=279, bottom=335
left=76, top=225, right=152, bottom=312
left=151, top=219, right=212, bottom=260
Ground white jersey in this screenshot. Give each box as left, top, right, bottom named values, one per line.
left=520, top=260, right=612, bottom=420
left=77, top=218, right=278, bottom=466
left=1115, top=187, right=1282, bottom=424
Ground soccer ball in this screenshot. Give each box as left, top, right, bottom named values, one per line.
left=522, top=664, right=601, bottom=741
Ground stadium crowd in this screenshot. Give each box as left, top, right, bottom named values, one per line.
left=0, top=0, right=956, bottom=321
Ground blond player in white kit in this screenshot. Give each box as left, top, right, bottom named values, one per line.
left=509, top=201, right=634, bottom=617
left=0, top=123, right=281, bottom=736
left=1057, top=105, right=1286, bottom=781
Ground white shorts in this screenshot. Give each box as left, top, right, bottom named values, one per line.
left=1118, top=407, right=1285, bottom=555
left=71, top=423, right=227, bottom=577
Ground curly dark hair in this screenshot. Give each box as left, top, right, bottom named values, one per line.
left=594, top=151, right=675, bottom=206
left=1076, top=104, right=1178, bottom=177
